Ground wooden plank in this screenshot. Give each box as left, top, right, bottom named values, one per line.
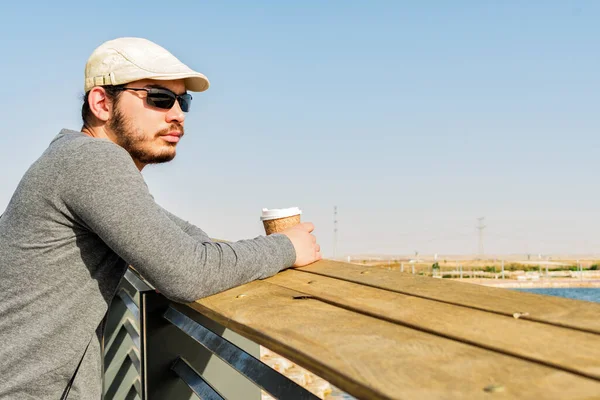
left=266, top=270, right=600, bottom=380
left=296, top=260, right=600, bottom=334
left=189, top=281, right=600, bottom=400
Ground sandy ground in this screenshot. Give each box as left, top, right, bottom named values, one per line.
left=355, top=259, right=600, bottom=287
left=260, top=346, right=351, bottom=399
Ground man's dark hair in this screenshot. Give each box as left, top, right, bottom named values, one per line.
left=81, top=84, right=126, bottom=129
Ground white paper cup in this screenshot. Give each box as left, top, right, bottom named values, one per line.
left=260, top=207, right=302, bottom=235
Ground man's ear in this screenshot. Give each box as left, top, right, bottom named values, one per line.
left=87, top=87, right=112, bottom=123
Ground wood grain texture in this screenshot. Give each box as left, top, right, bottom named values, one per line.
left=265, top=270, right=600, bottom=380
left=189, top=281, right=600, bottom=400
left=295, top=260, right=600, bottom=334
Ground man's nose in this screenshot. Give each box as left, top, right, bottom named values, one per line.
left=166, top=100, right=185, bottom=124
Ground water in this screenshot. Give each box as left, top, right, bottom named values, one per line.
left=514, top=288, right=600, bottom=303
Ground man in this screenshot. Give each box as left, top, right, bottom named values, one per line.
left=0, top=37, right=321, bottom=399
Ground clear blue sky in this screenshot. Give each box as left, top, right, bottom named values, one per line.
left=1, top=1, right=599, bottom=257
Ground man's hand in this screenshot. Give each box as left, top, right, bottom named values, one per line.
left=280, top=222, right=322, bottom=267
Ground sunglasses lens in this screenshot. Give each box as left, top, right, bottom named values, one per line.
left=146, top=93, right=176, bottom=110
left=142, top=89, right=192, bottom=112
left=178, top=94, right=192, bottom=112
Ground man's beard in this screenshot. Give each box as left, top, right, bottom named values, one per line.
left=108, top=107, right=184, bottom=165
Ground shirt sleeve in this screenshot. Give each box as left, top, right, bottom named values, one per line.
left=60, top=140, right=296, bottom=303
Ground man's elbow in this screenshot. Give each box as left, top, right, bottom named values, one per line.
left=157, top=279, right=227, bottom=304
left=160, top=287, right=210, bottom=304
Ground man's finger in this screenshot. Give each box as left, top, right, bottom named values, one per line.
left=316, top=251, right=322, bottom=260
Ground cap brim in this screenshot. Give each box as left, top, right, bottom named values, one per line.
left=140, top=72, right=210, bottom=92
left=184, top=76, right=210, bottom=92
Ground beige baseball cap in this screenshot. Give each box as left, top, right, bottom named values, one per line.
left=84, top=37, right=209, bottom=93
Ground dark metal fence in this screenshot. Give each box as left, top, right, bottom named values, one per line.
left=103, top=268, right=320, bottom=400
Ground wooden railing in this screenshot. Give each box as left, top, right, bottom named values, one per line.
left=103, top=260, right=600, bottom=399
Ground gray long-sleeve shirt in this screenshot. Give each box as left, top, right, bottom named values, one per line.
left=0, top=129, right=296, bottom=399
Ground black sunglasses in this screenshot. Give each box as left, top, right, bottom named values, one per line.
left=117, top=87, right=192, bottom=112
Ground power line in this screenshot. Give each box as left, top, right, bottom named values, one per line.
left=477, top=217, right=486, bottom=257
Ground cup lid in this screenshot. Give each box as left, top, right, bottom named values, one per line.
left=260, top=207, right=302, bottom=221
